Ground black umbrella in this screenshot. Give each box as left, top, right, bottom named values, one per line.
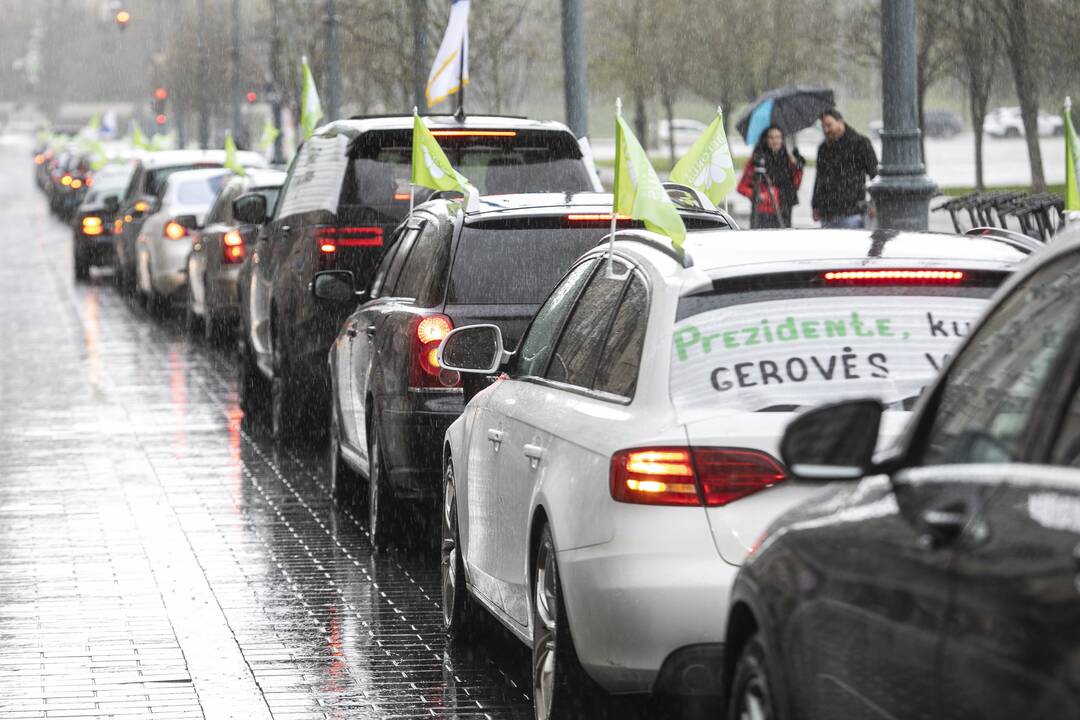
left=736, top=85, right=836, bottom=146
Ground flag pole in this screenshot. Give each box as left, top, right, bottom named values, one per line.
left=411, top=106, right=418, bottom=221
left=456, top=33, right=466, bottom=118
left=608, top=97, right=623, bottom=279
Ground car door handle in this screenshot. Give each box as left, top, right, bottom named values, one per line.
left=487, top=429, right=503, bottom=444
left=365, top=325, right=376, bottom=337
left=281, top=224, right=292, bottom=233
left=920, top=507, right=967, bottom=547
left=523, top=444, right=544, bottom=469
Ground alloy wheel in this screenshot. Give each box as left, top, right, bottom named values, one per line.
left=368, top=429, right=382, bottom=541
left=533, top=537, right=558, bottom=720
left=440, top=464, right=460, bottom=628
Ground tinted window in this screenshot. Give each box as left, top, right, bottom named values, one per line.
left=513, top=260, right=594, bottom=379
left=922, top=258, right=1080, bottom=465
left=394, top=221, right=451, bottom=305
left=382, top=227, right=421, bottom=296
left=546, top=262, right=627, bottom=388
left=448, top=225, right=608, bottom=304
left=344, top=129, right=593, bottom=225
left=256, top=187, right=281, bottom=216
left=594, top=272, right=648, bottom=398
left=206, top=184, right=238, bottom=224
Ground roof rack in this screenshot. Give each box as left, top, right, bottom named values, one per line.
left=595, top=230, right=694, bottom=269
left=662, top=182, right=717, bottom=212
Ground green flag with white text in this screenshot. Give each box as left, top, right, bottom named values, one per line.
left=1066, top=100, right=1080, bottom=212
left=614, top=114, right=686, bottom=248
left=411, top=111, right=472, bottom=194
left=669, top=109, right=736, bottom=205
left=300, top=56, right=323, bottom=142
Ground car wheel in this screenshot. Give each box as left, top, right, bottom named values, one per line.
left=442, top=458, right=478, bottom=640
left=204, top=308, right=228, bottom=345
left=184, top=282, right=201, bottom=337
left=238, top=336, right=268, bottom=427
left=366, top=414, right=396, bottom=548
left=532, top=525, right=606, bottom=720
left=329, top=402, right=359, bottom=506
left=727, top=634, right=777, bottom=720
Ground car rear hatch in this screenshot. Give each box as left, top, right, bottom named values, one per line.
left=670, top=266, right=1013, bottom=565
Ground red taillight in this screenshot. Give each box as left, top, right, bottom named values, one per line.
left=34, top=154, right=45, bottom=165
left=610, top=447, right=785, bottom=507
left=566, top=213, right=631, bottom=222
left=315, top=226, right=384, bottom=254
left=164, top=221, right=187, bottom=240
left=823, top=269, right=965, bottom=284
left=409, top=314, right=462, bottom=390
left=82, top=216, right=104, bottom=236
left=61, top=174, right=72, bottom=186
left=222, top=229, right=245, bottom=263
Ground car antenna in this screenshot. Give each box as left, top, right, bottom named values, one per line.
left=454, top=106, right=467, bottom=123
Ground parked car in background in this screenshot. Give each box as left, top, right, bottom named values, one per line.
left=186, top=169, right=286, bottom=342
left=437, top=227, right=1027, bottom=719
left=657, top=118, right=710, bottom=148
left=236, top=114, right=603, bottom=442
left=112, top=149, right=268, bottom=296
left=71, top=161, right=136, bottom=281
left=983, top=106, right=1063, bottom=137
left=47, top=149, right=91, bottom=220
left=725, top=228, right=1080, bottom=720
left=869, top=109, right=964, bottom=139
left=135, top=168, right=230, bottom=313
left=316, top=191, right=735, bottom=546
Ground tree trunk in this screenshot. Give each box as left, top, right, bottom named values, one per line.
left=662, top=88, right=677, bottom=167
left=1002, top=0, right=1046, bottom=190
left=971, top=96, right=988, bottom=191
left=916, top=74, right=927, bottom=170
left=634, top=93, right=647, bottom=148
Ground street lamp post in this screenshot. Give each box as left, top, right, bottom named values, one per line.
left=868, top=0, right=937, bottom=231
left=231, top=0, right=242, bottom=143
left=326, top=0, right=339, bottom=121
left=560, top=0, right=588, bottom=138
left=197, top=0, right=210, bottom=149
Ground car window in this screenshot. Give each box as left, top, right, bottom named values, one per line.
left=381, top=226, right=421, bottom=297
left=176, top=174, right=227, bottom=205
left=513, top=259, right=595, bottom=379
left=275, top=135, right=350, bottom=219
left=545, top=261, right=628, bottom=389
left=593, top=271, right=649, bottom=398
left=370, top=231, right=404, bottom=299
left=921, top=256, right=1080, bottom=465
left=206, top=184, right=238, bottom=224
left=393, top=220, right=450, bottom=305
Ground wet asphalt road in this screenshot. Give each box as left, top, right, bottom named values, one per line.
left=0, top=136, right=539, bottom=719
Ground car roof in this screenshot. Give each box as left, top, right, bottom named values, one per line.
left=415, top=192, right=734, bottom=227
left=314, top=114, right=576, bottom=140
left=163, top=167, right=230, bottom=187
left=237, top=168, right=287, bottom=188
left=137, top=149, right=268, bottom=170
left=601, top=227, right=1030, bottom=293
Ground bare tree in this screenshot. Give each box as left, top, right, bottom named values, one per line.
left=990, top=0, right=1046, bottom=191
left=942, top=0, right=998, bottom=190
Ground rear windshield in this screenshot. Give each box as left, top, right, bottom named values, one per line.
left=671, top=283, right=1000, bottom=415
left=145, top=163, right=223, bottom=197
left=448, top=225, right=607, bottom=304
left=176, top=174, right=226, bottom=205
left=344, top=129, right=593, bottom=225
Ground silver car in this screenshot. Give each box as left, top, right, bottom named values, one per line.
left=186, top=169, right=285, bottom=342
left=135, top=168, right=229, bottom=313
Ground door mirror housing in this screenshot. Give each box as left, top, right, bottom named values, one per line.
left=310, top=270, right=365, bottom=303
left=103, top=195, right=120, bottom=214
left=439, top=325, right=509, bottom=374
left=780, top=399, right=884, bottom=481
left=233, top=192, right=268, bottom=225
left=174, top=214, right=199, bottom=231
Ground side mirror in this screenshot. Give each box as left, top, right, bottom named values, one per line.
left=310, top=270, right=365, bottom=303
left=780, top=399, right=884, bottom=481
left=132, top=195, right=157, bottom=216
left=104, top=195, right=120, bottom=214
left=174, top=214, right=199, bottom=231
left=233, top=192, right=268, bottom=225
left=439, top=324, right=509, bottom=374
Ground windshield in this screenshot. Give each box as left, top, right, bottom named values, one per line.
left=448, top=225, right=608, bottom=304
left=671, top=286, right=996, bottom=415
left=145, top=163, right=223, bottom=197
left=176, top=174, right=227, bottom=205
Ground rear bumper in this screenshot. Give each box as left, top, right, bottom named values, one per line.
left=74, top=233, right=115, bottom=264
left=379, top=391, right=464, bottom=500
left=207, top=267, right=241, bottom=313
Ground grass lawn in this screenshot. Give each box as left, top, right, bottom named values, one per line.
left=937, top=183, right=1065, bottom=197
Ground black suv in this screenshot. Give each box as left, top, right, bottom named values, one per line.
left=236, top=114, right=604, bottom=441
left=312, top=192, right=735, bottom=544
left=724, top=232, right=1080, bottom=720
left=71, top=161, right=136, bottom=282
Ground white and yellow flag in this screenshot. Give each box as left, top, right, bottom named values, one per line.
left=426, top=0, right=470, bottom=108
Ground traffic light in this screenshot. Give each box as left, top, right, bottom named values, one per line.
left=153, top=88, right=168, bottom=127
left=114, top=8, right=131, bottom=30
left=246, top=91, right=258, bottom=104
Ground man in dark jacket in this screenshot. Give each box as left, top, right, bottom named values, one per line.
left=812, top=109, right=879, bottom=228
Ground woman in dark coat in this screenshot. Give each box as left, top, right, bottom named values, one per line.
left=737, top=125, right=805, bottom=229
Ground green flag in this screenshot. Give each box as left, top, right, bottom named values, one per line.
left=131, top=123, right=150, bottom=150
left=1066, top=98, right=1080, bottom=212
left=224, top=132, right=246, bottom=176
left=300, top=56, right=323, bottom=141
left=411, top=110, right=472, bottom=194
left=614, top=111, right=687, bottom=248
left=669, top=108, right=736, bottom=205
left=258, top=120, right=280, bottom=155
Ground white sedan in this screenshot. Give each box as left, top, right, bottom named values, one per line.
left=437, top=227, right=1027, bottom=718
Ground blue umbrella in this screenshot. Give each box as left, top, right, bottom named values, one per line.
left=736, top=85, right=836, bottom=146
